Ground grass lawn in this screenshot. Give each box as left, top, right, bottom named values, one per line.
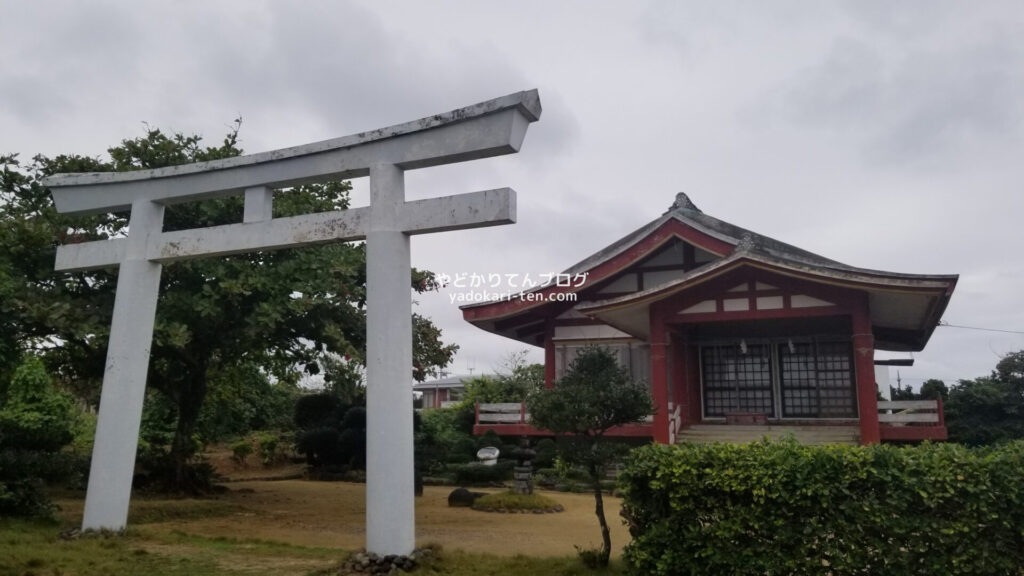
left=0, top=480, right=630, bottom=575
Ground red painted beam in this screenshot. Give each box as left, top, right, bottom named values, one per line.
left=472, top=423, right=655, bottom=438
left=879, top=425, right=948, bottom=442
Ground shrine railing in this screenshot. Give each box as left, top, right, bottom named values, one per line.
left=877, top=398, right=947, bottom=441
left=475, top=402, right=655, bottom=427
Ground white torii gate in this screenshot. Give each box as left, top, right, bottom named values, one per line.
left=43, top=90, right=541, bottom=555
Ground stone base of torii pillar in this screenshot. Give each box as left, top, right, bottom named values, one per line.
left=43, top=90, right=542, bottom=556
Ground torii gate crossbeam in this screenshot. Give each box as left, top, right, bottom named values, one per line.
left=43, top=90, right=541, bottom=556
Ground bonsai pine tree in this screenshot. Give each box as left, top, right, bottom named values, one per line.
left=526, top=346, right=652, bottom=567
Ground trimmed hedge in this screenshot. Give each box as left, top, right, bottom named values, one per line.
left=619, top=440, right=1024, bottom=575
left=452, top=461, right=514, bottom=485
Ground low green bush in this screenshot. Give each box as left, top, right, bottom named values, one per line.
left=475, top=430, right=502, bottom=450
left=452, top=461, right=513, bottom=485
left=258, top=430, right=282, bottom=467
left=533, top=438, right=557, bottom=468
left=230, top=440, right=253, bottom=466
left=472, top=490, right=560, bottom=511
left=620, top=439, right=1024, bottom=576
left=0, top=357, right=76, bottom=517
left=448, top=437, right=478, bottom=463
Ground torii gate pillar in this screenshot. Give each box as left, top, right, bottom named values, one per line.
left=44, top=91, right=542, bottom=556
left=365, top=163, right=415, bottom=550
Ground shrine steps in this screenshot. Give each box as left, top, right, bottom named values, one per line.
left=675, top=424, right=860, bottom=446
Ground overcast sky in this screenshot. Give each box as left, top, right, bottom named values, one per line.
left=3, top=1, right=1022, bottom=387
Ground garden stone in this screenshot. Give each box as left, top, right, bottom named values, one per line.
left=447, top=487, right=479, bottom=507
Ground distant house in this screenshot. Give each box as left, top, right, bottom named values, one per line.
left=414, top=375, right=472, bottom=409
left=461, top=193, right=957, bottom=445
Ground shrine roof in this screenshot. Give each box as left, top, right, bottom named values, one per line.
left=461, top=193, right=958, bottom=351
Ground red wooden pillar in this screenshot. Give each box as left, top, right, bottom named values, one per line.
left=650, top=310, right=671, bottom=444
left=853, top=309, right=880, bottom=445
left=544, top=319, right=556, bottom=389
left=671, top=331, right=690, bottom=428
left=687, top=344, right=702, bottom=424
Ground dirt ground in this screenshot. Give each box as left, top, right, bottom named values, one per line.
left=134, top=480, right=631, bottom=558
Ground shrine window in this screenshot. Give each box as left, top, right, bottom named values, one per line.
left=554, top=341, right=650, bottom=388
left=700, top=339, right=856, bottom=419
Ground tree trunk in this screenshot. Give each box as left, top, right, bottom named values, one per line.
left=170, top=364, right=208, bottom=493
left=590, top=463, right=612, bottom=567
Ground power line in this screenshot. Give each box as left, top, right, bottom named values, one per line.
left=938, top=321, right=1024, bottom=335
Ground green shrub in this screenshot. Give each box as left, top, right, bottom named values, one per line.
left=255, top=432, right=280, bottom=467
left=0, top=357, right=73, bottom=452
left=418, top=407, right=476, bottom=469
left=0, top=357, right=75, bottom=517
left=67, top=407, right=97, bottom=459
left=293, top=392, right=343, bottom=430
left=296, top=426, right=342, bottom=466
left=452, top=461, right=513, bottom=485
left=574, top=546, right=605, bottom=570
left=533, top=438, right=557, bottom=467
left=132, top=450, right=217, bottom=493
left=475, top=430, right=502, bottom=450
left=620, top=439, right=1024, bottom=576
left=472, top=490, right=560, bottom=511
left=293, top=401, right=366, bottom=472
left=230, top=440, right=253, bottom=466
left=0, top=449, right=79, bottom=516
left=448, top=437, right=478, bottom=463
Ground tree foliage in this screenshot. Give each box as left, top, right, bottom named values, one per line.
left=460, top=350, right=544, bottom=405
left=527, top=347, right=651, bottom=437
left=195, top=361, right=299, bottom=442
left=0, top=356, right=75, bottom=516
left=919, top=378, right=949, bottom=401
left=890, top=378, right=948, bottom=401
left=946, top=351, right=1024, bottom=446
left=525, top=346, right=652, bottom=567
left=889, top=381, right=919, bottom=401
left=0, top=124, right=457, bottom=491
left=0, top=357, right=73, bottom=453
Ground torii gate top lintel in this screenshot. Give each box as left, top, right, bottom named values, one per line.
left=43, top=89, right=541, bottom=216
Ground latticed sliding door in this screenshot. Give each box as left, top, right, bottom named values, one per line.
left=778, top=341, right=857, bottom=418
left=701, top=344, right=774, bottom=417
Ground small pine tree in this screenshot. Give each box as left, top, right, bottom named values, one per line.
left=526, top=346, right=653, bottom=567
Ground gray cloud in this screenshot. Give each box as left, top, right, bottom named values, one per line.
left=2, top=0, right=1022, bottom=385
left=778, top=29, right=1024, bottom=168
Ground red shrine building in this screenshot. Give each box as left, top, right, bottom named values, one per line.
left=461, top=194, right=957, bottom=446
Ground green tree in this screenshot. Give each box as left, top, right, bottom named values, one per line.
left=461, top=350, right=544, bottom=405
left=0, top=254, right=19, bottom=391
left=0, top=125, right=457, bottom=491
left=946, top=351, right=1024, bottom=446
left=919, top=378, right=949, bottom=401
left=195, top=361, right=300, bottom=442
left=994, top=350, right=1024, bottom=384
left=889, top=381, right=918, bottom=401
left=525, top=346, right=652, bottom=567
left=0, top=356, right=74, bottom=516
left=320, top=353, right=366, bottom=406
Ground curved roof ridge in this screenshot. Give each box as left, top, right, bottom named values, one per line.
left=461, top=192, right=958, bottom=312
left=579, top=249, right=957, bottom=315
left=559, top=191, right=853, bottom=280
